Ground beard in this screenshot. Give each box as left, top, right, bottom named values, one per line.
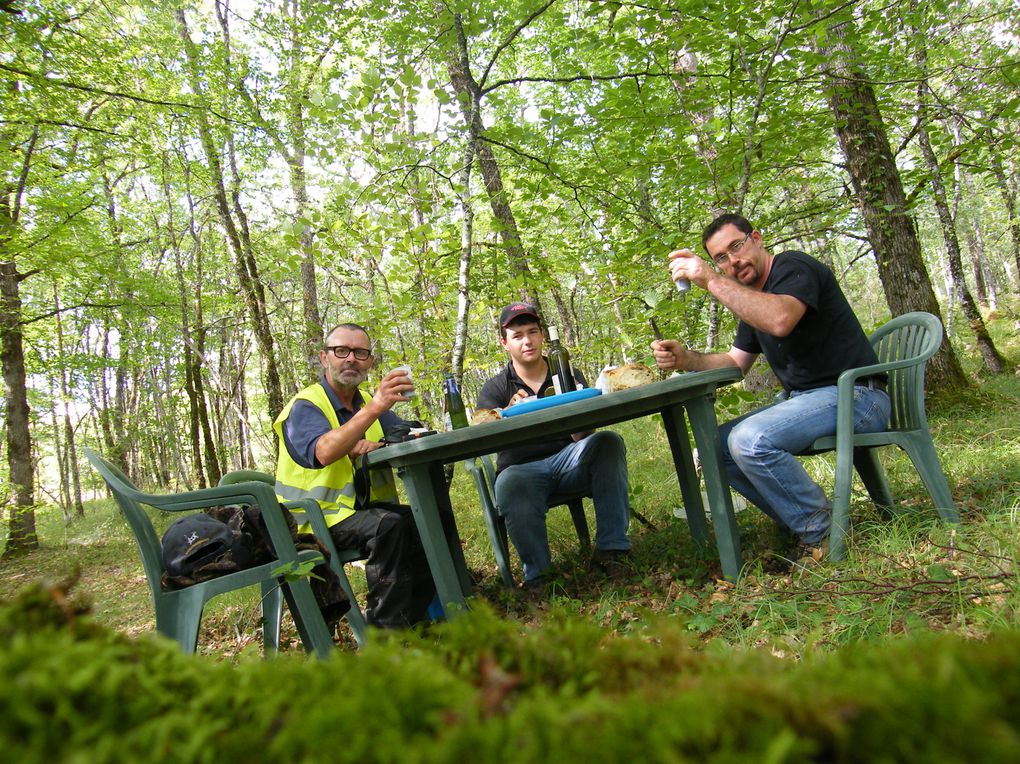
left=327, top=364, right=367, bottom=391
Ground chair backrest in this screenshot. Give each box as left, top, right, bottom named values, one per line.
left=868, top=312, right=943, bottom=432
left=84, top=447, right=167, bottom=595
left=479, top=454, right=497, bottom=492
left=219, top=469, right=274, bottom=487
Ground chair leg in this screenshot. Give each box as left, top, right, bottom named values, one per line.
left=853, top=447, right=897, bottom=514
left=156, top=591, right=204, bottom=655
left=467, top=460, right=516, bottom=588
left=260, top=580, right=282, bottom=656
left=828, top=439, right=857, bottom=562
left=566, top=499, right=591, bottom=556
left=330, top=563, right=368, bottom=648
left=901, top=436, right=959, bottom=523
left=280, top=579, right=335, bottom=660
left=492, top=514, right=516, bottom=588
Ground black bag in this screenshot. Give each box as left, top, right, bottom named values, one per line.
left=160, top=505, right=351, bottom=627
left=161, top=513, right=252, bottom=578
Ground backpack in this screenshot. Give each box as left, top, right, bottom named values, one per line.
left=160, top=513, right=253, bottom=579
left=160, top=505, right=351, bottom=627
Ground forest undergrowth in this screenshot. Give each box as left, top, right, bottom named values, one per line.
left=2, top=371, right=1018, bottom=661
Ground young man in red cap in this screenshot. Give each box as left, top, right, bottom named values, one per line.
left=476, top=303, right=632, bottom=589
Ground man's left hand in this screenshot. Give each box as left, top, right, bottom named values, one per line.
left=349, top=439, right=383, bottom=457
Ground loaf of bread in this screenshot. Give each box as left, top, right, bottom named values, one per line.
left=603, top=363, right=656, bottom=391
left=471, top=407, right=502, bottom=424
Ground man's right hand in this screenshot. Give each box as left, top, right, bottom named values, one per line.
left=667, top=248, right=714, bottom=290
left=506, top=389, right=531, bottom=407
left=652, top=339, right=685, bottom=371
left=371, top=369, right=415, bottom=411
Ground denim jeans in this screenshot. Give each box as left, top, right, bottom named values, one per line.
left=493, top=431, right=631, bottom=582
left=720, top=385, right=891, bottom=544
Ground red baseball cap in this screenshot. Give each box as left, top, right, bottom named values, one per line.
left=499, top=303, right=541, bottom=328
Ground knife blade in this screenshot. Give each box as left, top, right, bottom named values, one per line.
left=649, top=317, right=664, bottom=341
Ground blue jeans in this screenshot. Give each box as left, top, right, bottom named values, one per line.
left=720, top=385, right=891, bottom=544
left=494, top=431, right=631, bottom=582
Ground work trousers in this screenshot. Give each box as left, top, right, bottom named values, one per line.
left=329, top=497, right=457, bottom=629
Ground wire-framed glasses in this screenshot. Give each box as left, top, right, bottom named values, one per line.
left=712, top=232, right=752, bottom=266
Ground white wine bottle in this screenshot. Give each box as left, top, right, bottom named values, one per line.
left=547, top=326, right=575, bottom=395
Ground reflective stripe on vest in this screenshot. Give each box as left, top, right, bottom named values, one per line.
left=273, top=382, right=396, bottom=531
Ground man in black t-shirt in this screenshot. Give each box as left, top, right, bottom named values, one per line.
left=476, top=303, right=632, bottom=587
left=652, top=214, right=891, bottom=562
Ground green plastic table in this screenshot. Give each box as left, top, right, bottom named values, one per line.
left=364, top=366, right=744, bottom=614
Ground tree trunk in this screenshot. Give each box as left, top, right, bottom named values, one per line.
left=0, top=115, right=38, bottom=555
left=176, top=9, right=285, bottom=420
left=0, top=259, right=37, bottom=556
left=815, top=13, right=967, bottom=392
left=52, top=284, right=84, bottom=516
left=964, top=217, right=996, bottom=310
left=176, top=252, right=206, bottom=489
left=916, top=72, right=1007, bottom=373
left=452, top=138, right=476, bottom=382
left=99, top=169, right=132, bottom=472
left=989, top=147, right=1020, bottom=288
left=279, top=0, right=322, bottom=379
left=163, top=174, right=205, bottom=487
left=97, top=322, right=129, bottom=472
left=446, top=12, right=540, bottom=309
left=51, top=409, right=71, bottom=523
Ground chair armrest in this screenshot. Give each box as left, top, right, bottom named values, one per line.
left=284, top=498, right=332, bottom=544
left=148, top=480, right=280, bottom=512
left=834, top=355, right=920, bottom=392
left=832, top=356, right=916, bottom=449
left=283, top=498, right=364, bottom=566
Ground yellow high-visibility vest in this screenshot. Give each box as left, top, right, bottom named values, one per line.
left=273, top=383, right=398, bottom=531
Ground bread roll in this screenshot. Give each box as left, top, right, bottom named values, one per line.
left=471, top=408, right=502, bottom=424
left=603, top=363, right=656, bottom=392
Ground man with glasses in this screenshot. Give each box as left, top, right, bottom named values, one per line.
left=274, top=323, right=446, bottom=629
left=651, top=213, right=890, bottom=565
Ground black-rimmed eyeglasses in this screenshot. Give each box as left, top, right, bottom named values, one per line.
left=712, top=232, right=752, bottom=266
left=325, top=345, right=372, bottom=360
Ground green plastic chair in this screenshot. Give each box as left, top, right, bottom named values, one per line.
left=218, top=469, right=369, bottom=648
left=84, top=448, right=335, bottom=659
left=798, top=311, right=959, bottom=561
left=463, top=454, right=590, bottom=587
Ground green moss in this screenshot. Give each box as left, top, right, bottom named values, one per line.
left=3, top=581, right=1020, bottom=762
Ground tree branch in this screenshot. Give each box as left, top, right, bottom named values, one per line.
left=478, top=0, right=557, bottom=92
left=0, top=62, right=239, bottom=124
left=482, top=68, right=674, bottom=96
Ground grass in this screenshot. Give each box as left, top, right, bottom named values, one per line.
left=2, top=366, right=1019, bottom=660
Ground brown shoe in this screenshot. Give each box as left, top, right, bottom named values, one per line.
left=793, top=539, right=829, bottom=567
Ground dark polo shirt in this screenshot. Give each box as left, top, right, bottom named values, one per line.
left=477, top=361, right=587, bottom=473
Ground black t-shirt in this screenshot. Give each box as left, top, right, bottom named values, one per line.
left=477, top=361, right=587, bottom=473
left=733, top=251, right=879, bottom=392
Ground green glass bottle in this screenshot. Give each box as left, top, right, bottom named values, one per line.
left=443, top=373, right=469, bottom=430
left=547, top=325, right=575, bottom=395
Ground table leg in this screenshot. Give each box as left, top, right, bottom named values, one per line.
left=684, top=394, right=743, bottom=582
left=660, top=402, right=709, bottom=544
left=399, top=464, right=469, bottom=614
left=426, top=462, right=474, bottom=597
